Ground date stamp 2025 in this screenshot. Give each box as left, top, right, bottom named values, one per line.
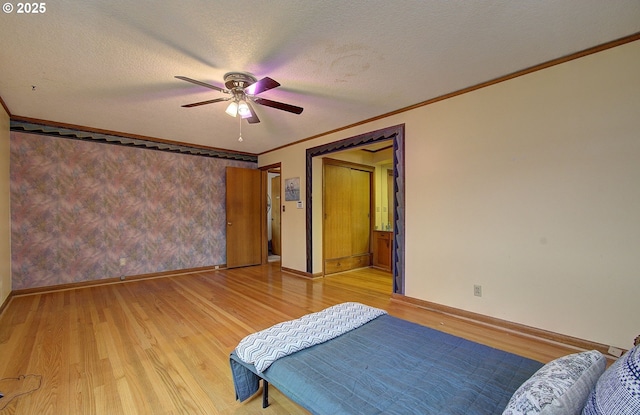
left=3, top=2, right=47, bottom=14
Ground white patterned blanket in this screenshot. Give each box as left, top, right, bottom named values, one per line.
left=234, top=302, right=387, bottom=373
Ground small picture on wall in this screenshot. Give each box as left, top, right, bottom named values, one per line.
left=284, top=177, right=300, bottom=201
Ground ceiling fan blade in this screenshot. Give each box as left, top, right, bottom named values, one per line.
left=175, top=76, right=227, bottom=93
left=244, top=101, right=260, bottom=124
left=181, top=97, right=230, bottom=108
left=245, top=77, right=280, bottom=95
left=254, top=97, right=304, bottom=114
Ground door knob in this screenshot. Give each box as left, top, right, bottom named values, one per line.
left=227, top=222, right=232, bottom=226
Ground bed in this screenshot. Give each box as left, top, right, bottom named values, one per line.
left=230, top=302, right=637, bottom=415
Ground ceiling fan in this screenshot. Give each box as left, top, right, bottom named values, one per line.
left=175, top=72, right=303, bottom=124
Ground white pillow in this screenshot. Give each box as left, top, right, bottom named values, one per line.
left=503, top=350, right=606, bottom=415
left=582, top=345, right=640, bottom=415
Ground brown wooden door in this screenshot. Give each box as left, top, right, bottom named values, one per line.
left=270, top=175, right=281, bottom=256
left=351, top=168, right=371, bottom=256
left=226, top=167, right=263, bottom=268
left=373, top=231, right=391, bottom=271
left=323, top=164, right=352, bottom=260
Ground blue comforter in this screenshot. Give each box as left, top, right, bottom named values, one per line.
left=230, top=314, right=543, bottom=415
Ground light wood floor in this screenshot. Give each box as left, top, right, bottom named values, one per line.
left=0, top=264, right=577, bottom=415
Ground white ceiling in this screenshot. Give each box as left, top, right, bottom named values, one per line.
left=1, top=1, right=639, bottom=155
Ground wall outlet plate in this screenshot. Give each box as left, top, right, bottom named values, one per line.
left=474, top=285, right=482, bottom=297
left=608, top=346, right=623, bottom=358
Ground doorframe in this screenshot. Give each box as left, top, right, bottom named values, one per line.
left=261, top=162, right=282, bottom=266
left=305, top=124, right=405, bottom=294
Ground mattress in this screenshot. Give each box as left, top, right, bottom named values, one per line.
left=231, top=313, right=543, bottom=415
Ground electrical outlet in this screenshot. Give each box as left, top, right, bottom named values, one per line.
left=608, top=346, right=623, bottom=358
left=119, top=257, right=126, bottom=266
left=474, top=285, right=482, bottom=297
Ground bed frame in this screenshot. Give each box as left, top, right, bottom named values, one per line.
left=230, top=311, right=543, bottom=414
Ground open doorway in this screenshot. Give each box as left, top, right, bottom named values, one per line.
left=262, top=163, right=281, bottom=263
left=305, top=124, right=405, bottom=294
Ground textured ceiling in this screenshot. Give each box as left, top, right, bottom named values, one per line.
left=1, top=1, right=639, bottom=154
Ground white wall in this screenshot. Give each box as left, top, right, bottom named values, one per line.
left=0, top=105, right=11, bottom=305
left=259, top=40, right=640, bottom=349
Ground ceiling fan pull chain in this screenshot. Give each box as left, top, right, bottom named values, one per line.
left=238, top=114, right=243, bottom=142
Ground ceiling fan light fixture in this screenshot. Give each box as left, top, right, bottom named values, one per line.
left=176, top=73, right=303, bottom=121
left=237, top=100, right=251, bottom=118
left=225, top=101, right=238, bottom=117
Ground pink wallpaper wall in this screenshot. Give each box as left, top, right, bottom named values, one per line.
left=10, top=131, right=254, bottom=290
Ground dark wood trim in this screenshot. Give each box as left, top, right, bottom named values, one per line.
left=391, top=293, right=623, bottom=360
left=0, top=95, right=11, bottom=117
left=259, top=162, right=282, bottom=173
left=10, top=115, right=258, bottom=157
left=260, top=32, right=640, bottom=157
left=11, top=117, right=257, bottom=162
left=10, top=265, right=222, bottom=297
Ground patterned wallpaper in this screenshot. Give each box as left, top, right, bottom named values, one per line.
left=10, top=131, right=254, bottom=290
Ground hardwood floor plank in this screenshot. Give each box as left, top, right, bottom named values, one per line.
left=0, top=264, right=582, bottom=414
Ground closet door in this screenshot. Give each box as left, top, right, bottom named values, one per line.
left=351, top=168, right=371, bottom=256
left=323, top=159, right=373, bottom=275
left=323, top=164, right=352, bottom=261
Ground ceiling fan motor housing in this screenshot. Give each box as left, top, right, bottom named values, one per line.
left=224, top=72, right=257, bottom=91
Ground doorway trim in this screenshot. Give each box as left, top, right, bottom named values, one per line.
left=305, top=124, right=405, bottom=294
left=261, top=162, right=282, bottom=266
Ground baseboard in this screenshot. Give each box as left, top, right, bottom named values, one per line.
left=11, top=265, right=222, bottom=297
left=0, top=291, right=13, bottom=316
left=281, top=266, right=322, bottom=279
left=391, top=293, right=622, bottom=360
